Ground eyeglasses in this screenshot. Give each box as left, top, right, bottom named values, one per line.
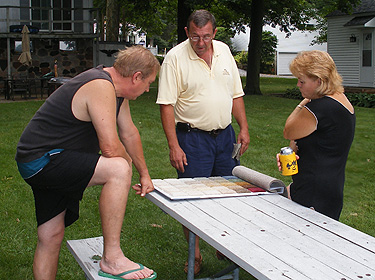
left=189, top=35, right=212, bottom=42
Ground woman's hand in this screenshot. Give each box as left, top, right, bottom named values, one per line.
left=276, top=153, right=282, bottom=171
left=276, top=152, right=300, bottom=172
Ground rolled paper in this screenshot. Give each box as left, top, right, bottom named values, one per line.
left=232, top=165, right=285, bottom=193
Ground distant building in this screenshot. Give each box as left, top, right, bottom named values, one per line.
left=327, top=0, right=375, bottom=88
left=0, top=0, right=98, bottom=79
left=0, top=1, right=156, bottom=79
left=231, top=25, right=327, bottom=75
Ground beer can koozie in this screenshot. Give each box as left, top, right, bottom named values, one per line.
left=279, top=147, right=298, bottom=176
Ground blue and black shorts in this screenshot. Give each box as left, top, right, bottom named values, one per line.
left=24, top=150, right=100, bottom=227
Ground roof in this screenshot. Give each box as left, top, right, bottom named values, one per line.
left=327, top=0, right=375, bottom=17
left=344, top=15, right=375, bottom=27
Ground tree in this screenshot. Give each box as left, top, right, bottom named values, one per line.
left=105, top=0, right=119, bottom=41
left=233, top=31, right=277, bottom=73
left=245, top=0, right=265, bottom=95
left=310, top=0, right=361, bottom=45
left=96, top=0, right=360, bottom=82
left=215, top=27, right=236, bottom=53
left=260, top=31, right=278, bottom=74
left=219, top=0, right=360, bottom=95
left=177, top=0, right=191, bottom=43
left=94, top=0, right=178, bottom=47
left=176, top=0, right=217, bottom=43
left=220, top=0, right=317, bottom=94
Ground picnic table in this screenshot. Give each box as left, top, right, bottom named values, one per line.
left=146, top=186, right=375, bottom=280
left=67, top=176, right=375, bottom=280
left=47, top=77, right=72, bottom=96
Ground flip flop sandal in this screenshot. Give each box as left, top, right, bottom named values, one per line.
left=98, top=263, right=157, bottom=280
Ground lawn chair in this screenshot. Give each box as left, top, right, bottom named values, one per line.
left=10, top=77, right=29, bottom=99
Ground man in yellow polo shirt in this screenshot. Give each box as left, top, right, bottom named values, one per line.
left=156, top=9, right=250, bottom=275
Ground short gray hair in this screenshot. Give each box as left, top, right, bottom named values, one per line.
left=187, top=9, right=216, bottom=32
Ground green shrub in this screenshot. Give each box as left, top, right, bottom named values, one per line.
left=260, top=31, right=277, bottom=74
left=234, top=32, right=277, bottom=74
left=234, top=51, right=248, bottom=70
left=156, top=55, right=164, bottom=65
left=215, top=27, right=236, bottom=54
left=284, top=87, right=303, bottom=100
left=345, top=92, right=375, bottom=108
left=284, top=87, right=375, bottom=108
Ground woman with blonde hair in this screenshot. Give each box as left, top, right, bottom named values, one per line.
left=278, top=50, right=355, bottom=220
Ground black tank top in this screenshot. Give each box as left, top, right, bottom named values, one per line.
left=290, top=96, right=355, bottom=220
left=15, top=65, right=123, bottom=163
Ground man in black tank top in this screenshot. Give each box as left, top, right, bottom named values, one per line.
left=15, top=46, right=160, bottom=280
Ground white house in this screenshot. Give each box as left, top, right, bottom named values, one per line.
left=327, top=0, right=375, bottom=88
left=232, top=25, right=327, bottom=75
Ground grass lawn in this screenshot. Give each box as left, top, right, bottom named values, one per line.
left=0, top=77, right=374, bottom=279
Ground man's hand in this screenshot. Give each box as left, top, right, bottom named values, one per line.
left=132, top=175, right=155, bottom=197
left=169, top=146, right=188, bottom=173
left=232, top=96, right=250, bottom=156
left=237, top=129, right=250, bottom=156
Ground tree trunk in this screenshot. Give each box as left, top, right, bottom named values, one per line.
left=244, top=0, right=265, bottom=95
left=105, top=0, right=119, bottom=42
left=177, top=0, right=191, bottom=43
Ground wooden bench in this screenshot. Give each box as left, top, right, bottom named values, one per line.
left=67, top=236, right=104, bottom=280
left=67, top=235, right=239, bottom=280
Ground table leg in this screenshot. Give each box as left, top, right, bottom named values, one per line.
left=5, top=80, right=11, bottom=100
left=233, top=266, right=239, bottom=280
left=187, top=230, right=239, bottom=280
left=187, top=230, right=196, bottom=280
left=40, top=79, right=44, bottom=99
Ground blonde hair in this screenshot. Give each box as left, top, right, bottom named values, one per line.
left=289, top=50, right=344, bottom=96
left=113, top=45, right=160, bottom=79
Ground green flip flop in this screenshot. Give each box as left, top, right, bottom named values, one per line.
left=98, top=263, right=157, bottom=280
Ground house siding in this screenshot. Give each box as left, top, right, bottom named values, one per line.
left=327, top=16, right=361, bottom=87
left=327, top=0, right=375, bottom=89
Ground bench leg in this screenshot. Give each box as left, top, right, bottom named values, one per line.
left=211, top=263, right=240, bottom=279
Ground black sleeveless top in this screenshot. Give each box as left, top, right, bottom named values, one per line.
left=290, top=96, right=356, bottom=220
left=15, top=65, right=123, bottom=163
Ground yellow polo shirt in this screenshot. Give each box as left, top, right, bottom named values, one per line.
left=156, top=39, right=244, bottom=131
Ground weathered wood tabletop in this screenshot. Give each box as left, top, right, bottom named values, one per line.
left=146, top=189, right=375, bottom=280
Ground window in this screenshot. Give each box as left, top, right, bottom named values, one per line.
left=59, top=40, right=76, bottom=51
left=53, top=0, right=72, bottom=31
left=15, top=41, right=33, bottom=52
left=31, top=0, right=50, bottom=30
left=31, top=0, right=72, bottom=31
left=362, top=33, right=372, bottom=67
